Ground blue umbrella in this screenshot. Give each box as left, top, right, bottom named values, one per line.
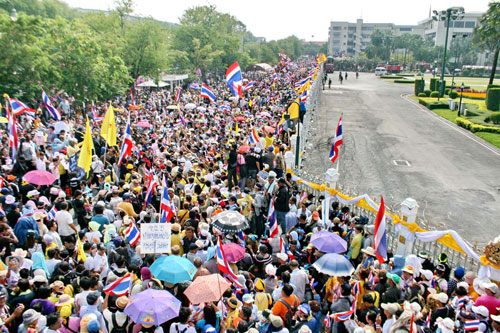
left=312, top=253, right=354, bottom=276
left=311, top=230, right=347, bottom=253
left=149, top=255, right=196, bottom=284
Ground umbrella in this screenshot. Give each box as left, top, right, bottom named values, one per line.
left=239, top=146, right=250, bottom=153
left=125, top=289, right=181, bottom=325
left=222, top=243, right=245, bottom=263
left=23, top=170, right=56, bottom=186
left=212, top=210, right=249, bottom=233
left=311, top=230, right=347, bottom=253
left=184, top=274, right=232, bottom=304
left=259, top=112, right=271, bottom=118
left=234, top=116, right=246, bottom=122
left=166, top=105, right=179, bottom=110
left=0, top=117, right=7, bottom=123
left=264, top=126, right=275, bottom=133
left=135, top=121, right=152, bottom=128
left=54, top=121, right=69, bottom=134
left=197, top=106, right=206, bottom=112
left=185, top=103, right=196, bottom=110
left=149, top=255, right=196, bottom=284
left=312, top=253, right=354, bottom=276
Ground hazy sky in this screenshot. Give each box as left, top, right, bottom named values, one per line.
left=62, top=0, right=492, bottom=41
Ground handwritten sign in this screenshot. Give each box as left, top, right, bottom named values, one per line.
left=140, top=223, right=171, bottom=254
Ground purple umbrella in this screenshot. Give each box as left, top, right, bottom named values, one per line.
left=124, top=289, right=181, bottom=325
left=222, top=243, right=245, bottom=263
left=311, top=230, right=347, bottom=253
left=135, top=121, right=152, bottom=128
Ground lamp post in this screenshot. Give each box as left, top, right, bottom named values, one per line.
left=458, top=82, right=464, bottom=116
left=432, top=7, right=465, bottom=98
left=451, top=34, right=467, bottom=88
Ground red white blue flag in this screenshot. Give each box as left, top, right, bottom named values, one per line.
left=103, top=272, right=132, bottom=296
left=160, top=176, right=175, bottom=223
left=465, top=319, right=480, bottom=331
left=47, top=206, right=58, bottom=221
left=330, top=296, right=357, bottom=321
left=9, top=98, right=36, bottom=119
left=124, top=223, right=140, bottom=246
left=216, top=237, right=243, bottom=289
left=374, top=196, right=387, bottom=264
left=175, top=87, right=181, bottom=103
left=226, top=62, right=243, bottom=98
left=268, top=201, right=278, bottom=238
left=248, top=127, right=259, bottom=145
left=143, top=174, right=158, bottom=209
left=201, top=83, right=216, bottom=104
left=42, top=90, right=61, bottom=120
left=329, top=117, right=343, bottom=163
left=118, top=118, right=133, bottom=166
left=6, top=101, right=18, bottom=162
left=130, top=88, right=135, bottom=105
left=91, top=101, right=103, bottom=123
left=244, top=81, right=254, bottom=91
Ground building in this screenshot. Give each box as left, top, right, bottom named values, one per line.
left=328, top=19, right=424, bottom=57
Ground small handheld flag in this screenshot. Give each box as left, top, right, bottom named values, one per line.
left=103, top=272, right=132, bottom=296
left=268, top=201, right=278, bottom=238
left=175, top=87, right=181, bottom=103
left=201, top=83, right=216, bottom=104
left=42, top=90, right=61, bottom=120
left=374, top=196, right=387, bottom=264
left=226, top=62, right=243, bottom=98
left=118, top=118, right=133, bottom=166
left=244, top=81, right=254, bottom=91
left=329, top=117, right=343, bottom=164
left=124, top=223, right=140, bottom=246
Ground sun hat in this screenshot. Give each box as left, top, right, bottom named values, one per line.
left=472, top=305, right=489, bottom=318
left=386, top=273, right=401, bottom=284
left=436, top=292, right=449, bottom=304
left=242, top=294, right=254, bottom=304
left=255, top=278, right=266, bottom=292
left=22, top=309, right=41, bottom=326
left=270, top=315, right=283, bottom=328
left=297, top=304, right=311, bottom=316
left=491, top=314, right=500, bottom=323
left=276, top=252, right=288, bottom=262
left=457, top=281, right=469, bottom=290
left=30, top=275, right=48, bottom=284
left=265, top=264, right=277, bottom=276
left=4, top=195, right=15, bottom=205
left=28, top=190, right=40, bottom=197
left=381, top=303, right=400, bottom=315
left=402, top=266, right=414, bottom=275
left=50, top=280, right=64, bottom=291
left=298, top=327, right=312, bottom=333
left=116, top=296, right=129, bottom=310
left=361, top=247, right=377, bottom=257
left=12, top=248, right=27, bottom=258
left=420, top=270, right=433, bottom=281
left=437, top=317, right=454, bottom=333
left=55, top=294, right=73, bottom=307
left=227, top=296, right=242, bottom=309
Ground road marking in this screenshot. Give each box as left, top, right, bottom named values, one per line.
left=402, top=94, right=500, bottom=157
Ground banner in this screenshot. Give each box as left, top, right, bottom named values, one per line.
left=140, top=223, right=171, bottom=254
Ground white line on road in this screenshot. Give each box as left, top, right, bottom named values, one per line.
left=402, top=93, right=500, bottom=157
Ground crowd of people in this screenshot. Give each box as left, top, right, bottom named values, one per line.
left=0, top=56, right=498, bottom=333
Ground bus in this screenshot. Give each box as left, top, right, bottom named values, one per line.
left=325, top=56, right=334, bottom=73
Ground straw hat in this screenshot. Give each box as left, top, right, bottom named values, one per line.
left=361, top=247, right=376, bottom=257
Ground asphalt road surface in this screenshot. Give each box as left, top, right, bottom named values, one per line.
left=302, top=72, right=500, bottom=246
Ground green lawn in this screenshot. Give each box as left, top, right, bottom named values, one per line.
left=475, top=132, right=500, bottom=148
left=418, top=74, right=499, bottom=90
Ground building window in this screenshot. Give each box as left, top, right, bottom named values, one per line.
left=465, top=21, right=475, bottom=28
left=400, top=27, right=412, bottom=32
left=454, top=21, right=465, bottom=28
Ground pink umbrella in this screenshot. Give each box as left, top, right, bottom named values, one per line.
left=135, top=121, right=152, bottom=128
left=222, top=243, right=245, bottom=263
left=264, top=126, right=275, bottom=133
left=23, top=170, right=56, bottom=186
left=239, top=146, right=250, bottom=153
left=259, top=111, right=272, bottom=118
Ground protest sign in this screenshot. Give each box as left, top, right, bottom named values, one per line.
left=140, top=223, right=171, bottom=254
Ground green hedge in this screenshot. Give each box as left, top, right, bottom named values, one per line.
left=485, top=112, right=500, bottom=124
left=430, top=78, right=438, bottom=91
left=486, top=88, right=500, bottom=111
left=418, top=93, right=427, bottom=97
left=449, top=91, right=458, bottom=99
left=418, top=98, right=449, bottom=110
left=380, top=75, right=403, bottom=79
left=414, top=79, right=425, bottom=95
left=456, top=117, right=500, bottom=134
left=424, top=89, right=431, bottom=97
left=487, top=84, right=500, bottom=91
left=430, top=91, right=439, bottom=98
left=394, top=79, right=415, bottom=84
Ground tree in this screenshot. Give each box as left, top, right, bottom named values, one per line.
left=473, top=1, right=500, bottom=84
left=114, top=0, right=134, bottom=30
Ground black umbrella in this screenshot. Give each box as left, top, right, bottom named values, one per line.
left=211, top=210, right=249, bottom=233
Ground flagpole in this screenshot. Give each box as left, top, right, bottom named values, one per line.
left=335, top=112, right=344, bottom=173
left=103, top=102, right=109, bottom=165
left=2, top=95, right=11, bottom=160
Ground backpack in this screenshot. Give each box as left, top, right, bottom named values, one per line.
left=111, top=312, right=129, bottom=333
left=278, top=297, right=298, bottom=328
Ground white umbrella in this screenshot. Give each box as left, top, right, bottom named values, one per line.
left=196, top=106, right=206, bottom=112
left=185, top=103, right=196, bottom=110
left=54, top=121, right=70, bottom=134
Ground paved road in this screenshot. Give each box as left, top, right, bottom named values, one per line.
left=303, top=72, right=500, bottom=246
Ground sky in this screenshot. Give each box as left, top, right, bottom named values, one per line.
left=62, top=0, right=492, bottom=41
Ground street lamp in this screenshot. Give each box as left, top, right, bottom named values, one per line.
left=432, top=7, right=465, bottom=98
left=458, top=82, right=464, bottom=116
left=451, top=34, right=468, bottom=88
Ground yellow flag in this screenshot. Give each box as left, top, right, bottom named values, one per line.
left=235, top=123, right=239, bottom=135
left=100, top=105, right=117, bottom=146
left=249, top=99, right=253, bottom=107
left=286, top=98, right=300, bottom=120
left=76, top=235, right=86, bottom=263
left=78, top=117, right=94, bottom=174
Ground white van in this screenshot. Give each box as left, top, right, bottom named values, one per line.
left=375, top=67, right=387, bottom=76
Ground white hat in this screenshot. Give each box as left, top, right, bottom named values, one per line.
left=420, top=269, right=433, bottom=281
left=58, top=191, right=66, bottom=198
left=265, top=264, right=277, bottom=276
left=480, top=280, right=499, bottom=295
left=276, top=253, right=288, bottom=262
left=472, top=305, right=489, bottom=318
left=457, top=281, right=469, bottom=290
left=28, top=190, right=40, bottom=197
left=437, top=318, right=454, bottom=333
left=436, top=292, right=448, bottom=304
left=242, top=294, right=254, bottom=303
left=4, top=195, right=15, bottom=205
left=268, top=171, right=277, bottom=178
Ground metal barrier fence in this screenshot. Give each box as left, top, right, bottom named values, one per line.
left=290, top=65, right=482, bottom=273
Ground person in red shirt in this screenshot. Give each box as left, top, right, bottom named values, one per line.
left=475, top=281, right=500, bottom=319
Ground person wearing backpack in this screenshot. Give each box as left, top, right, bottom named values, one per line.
left=272, top=284, right=300, bottom=329
left=103, top=294, right=131, bottom=333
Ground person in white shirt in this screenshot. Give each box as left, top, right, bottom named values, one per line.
left=381, top=303, right=399, bottom=333
left=45, top=311, right=63, bottom=333
left=103, top=294, right=131, bottom=332
left=289, top=260, right=309, bottom=303
left=93, top=244, right=109, bottom=279
left=55, top=201, right=77, bottom=243
left=169, top=307, right=195, bottom=333
left=83, top=243, right=95, bottom=272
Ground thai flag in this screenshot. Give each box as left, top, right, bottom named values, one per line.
left=300, top=89, right=307, bottom=102
left=92, top=102, right=103, bottom=123
left=130, top=88, right=135, bottom=105
left=9, top=98, right=36, bottom=119
left=244, top=81, right=254, bottom=91
left=218, top=104, right=230, bottom=112
left=248, top=127, right=259, bottom=145
left=0, top=177, right=4, bottom=189
left=0, top=206, right=5, bottom=216
left=279, top=238, right=295, bottom=261
left=238, top=231, right=246, bottom=247
left=225, top=62, right=243, bottom=98
left=424, top=314, right=431, bottom=328
left=323, top=312, right=331, bottom=328
left=272, top=72, right=278, bottom=82
left=15, top=121, right=23, bottom=132
left=118, top=119, right=133, bottom=166
left=180, top=113, right=186, bottom=126
left=332, top=296, right=357, bottom=321
left=268, top=201, right=278, bottom=238
left=47, top=206, right=57, bottom=221
left=374, top=196, right=387, bottom=264
left=329, top=117, right=343, bottom=163
left=285, top=73, right=291, bottom=82
left=175, top=87, right=181, bottom=104
left=42, top=90, right=61, bottom=120
left=457, top=297, right=468, bottom=309
left=216, top=237, right=243, bottom=289
left=368, top=271, right=375, bottom=286
left=277, top=123, right=283, bottom=136
left=172, top=121, right=181, bottom=129
left=6, top=102, right=18, bottom=162
left=124, top=223, right=140, bottom=246
left=143, top=173, right=158, bottom=209
left=430, top=277, right=436, bottom=289
left=103, top=272, right=132, bottom=296
left=465, top=319, right=480, bottom=331
left=201, top=83, right=216, bottom=104
left=352, top=281, right=360, bottom=296
left=160, top=176, right=174, bottom=223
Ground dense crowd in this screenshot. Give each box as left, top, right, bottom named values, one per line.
left=0, top=58, right=498, bottom=333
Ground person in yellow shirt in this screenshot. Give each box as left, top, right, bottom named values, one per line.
left=349, top=225, right=364, bottom=266
left=225, top=296, right=242, bottom=328
left=264, top=131, right=274, bottom=149
left=254, top=279, right=272, bottom=311
left=117, top=194, right=139, bottom=218
left=170, top=223, right=184, bottom=256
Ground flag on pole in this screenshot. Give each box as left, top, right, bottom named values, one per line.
left=77, top=117, right=94, bottom=175
left=100, top=104, right=117, bottom=146
left=143, top=176, right=158, bottom=209
left=374, top=196, right=387, bottom=264
left=272, top=71, right=278, bottom=82
left=76, top=235, right=86, bottom=263
left=279, top=238, right=295, bottom=261
left=42, top=90, right=61, bottom=120
left=244, top=81, right=254, bottom=91
left=180, top=113, right=186, bottom=126
left=118, top=118, right=133, bottom=166
left=8, top=98, right=36, bottom=118
left=124, top=223, right=140, bottom=246
left=248, top=127, right=259, bottom=145
left=201, top=83, right=216, bottom=104
left=130, top=88, right=135, bottom=105
left=160, top=176, right=175, bottom=223
left=47, top=206, right=57, bottom=221
left=103, top=272, right=132, bottom=296
left=91, top=101, right=103, bottom=123
left=329, top=117, right=343, bottom=164
left=300, top=89, right=307, bottom=102
left=268, top=201, right=278, bottom=238
left=5, top=98, right=18, bottom=162
left=323, top=312, right=331, bottom=328
left=216, top=237, right=244, bottom=289
left=175, top=87, right=181, bottom=103
left=226, top=62, right=243, bottom=98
